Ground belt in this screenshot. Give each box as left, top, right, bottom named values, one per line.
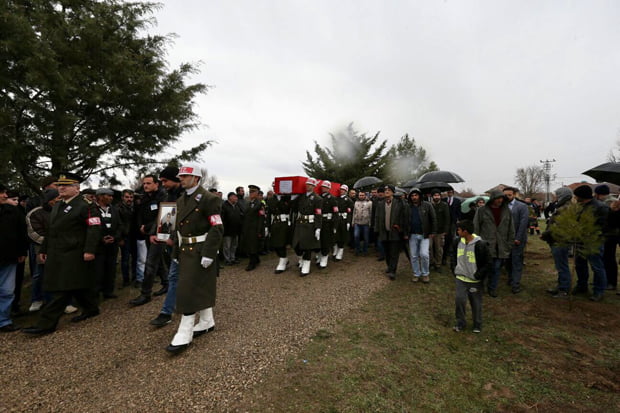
left=297, top=214, right=314, bottom=224
left=324, top=213, right=333, bottom=220
left=177, top=232, right=208, bottom=245
left=339, top=212, right=348, bottom=218
left=273, top=214, right=290, bottom=222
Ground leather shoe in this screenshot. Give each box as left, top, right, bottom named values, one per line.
left=22, top=326, right=56, bottom=336
left=488, top=289, right=498, bottom=298
left=0, top=323, right=19, bottom=333
left=166, top=343, right=190, bottom=354
left=193, top=325, right=215, bottom=338
left=129, top=295, right=151, bottom=306
left=245, top=263, right=257, bottom=271
left=71, top=310, right=100, bottom=323
left=150, top=313, right=172, bottom=327
left=153, top=286, right=168, bottom=297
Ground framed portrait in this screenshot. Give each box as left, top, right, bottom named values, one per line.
left=156, top=202, right=177, bottom=241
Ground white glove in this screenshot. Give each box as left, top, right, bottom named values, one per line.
left=333, top=228, right=337, bottom=234
left=347, top=223, right=350, bottom=231
left=265, top=227, right=269, bottom=237
left=172, top=258, right=179, bottom=264
left=315, top=228, right=321, bottom=240
left=201, top=257, right=213, bottom=269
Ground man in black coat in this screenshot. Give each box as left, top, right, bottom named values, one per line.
left=241, top=185, right=265, bottom=271
left=374, top=185, right=409, bottom=280
left=443, top=189, right=462, bottom=265
left=94, top=188, right=122, bottom=299
left=222, top=192, right=242, bottom=265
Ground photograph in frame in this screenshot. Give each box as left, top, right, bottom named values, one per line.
left=156, top=202, right=177, bottom=241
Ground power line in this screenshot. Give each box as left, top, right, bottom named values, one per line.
left=540, top=159, right=556, bottom=204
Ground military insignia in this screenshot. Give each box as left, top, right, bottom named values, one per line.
left=259, top=209, right=265, bottom=216
left=195, top=193, right=203, bottom=202
left=63, top=205, right=72, bottom=213
left=332, top=206, right=339, bottom=213
left=209, top=214, right=223, bottom=226
left=87, top=217, right=101, bottom=226
left=314, top=208, right=322, bottom=215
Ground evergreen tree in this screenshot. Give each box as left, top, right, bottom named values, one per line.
left=301, top=123, right=389, bottom=185
left=0, top=0, right=209, bottom=192
left=385, top=134, right=438, bottom=185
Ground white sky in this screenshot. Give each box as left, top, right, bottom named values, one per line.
left=150, top=0, right=620, bottom=194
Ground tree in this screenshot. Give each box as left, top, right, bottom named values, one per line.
left=0, top=0, right=209, bottom=193
left=302, top=123, right=390, bottom=185
left=384, top=134, right=437, bottom=185
left=514, top=165, right=545, bottom=198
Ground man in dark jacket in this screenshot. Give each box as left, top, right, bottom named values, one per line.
left=221, top=192, right=242, bottom=265
left=503, top=187, right=530, bottom=294
left=473, top=190, right=515, bottom=298
left=0, top=184, right=29, bottom=332
left=23, top=173, right=102, bottom=335
left=572, top=185, right=608, bottom=302
left=241, top=185, right=266, bottom=271
left=429, top=189, right=450, bottom=271
left=118, top=189, right=136, bottom=287
left=266, top=193, right=292, bottom=273
left=292, top=178, right=323, bottom=276
left=94, top=188, right=122, bottom=299
left=407, top=188, right=437, bottom=283
left=375, top=185, right=409, bottom=280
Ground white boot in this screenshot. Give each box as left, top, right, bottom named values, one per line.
left=319, top=254, right=328, bottom=269
left=332, top=245, right=338, bottom=257
left=166, top=313, right=195, bottom=353
left=193, top=307, right=215, bottom=337
left=275, top=257, right=289, bottom=274
left=301, top=259, right=311, bottom=276
left=335, top=247, right=344, bottom=261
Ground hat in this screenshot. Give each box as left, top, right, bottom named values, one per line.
left=321, top=180, right=332, bottom=189
left=573, top=184, right=593, bottom=200
left=55, top=172, right=83, bottom=185
left=248, top=184, right=260, bottom=192
left=208, top=188, right=218, bottom=193
left=340, top=184, right=349, bottom=191
left=488, top=189, right=506, bottom=201
left=409, top=187, right=421, bottom=195
left=430, top=188, right=441, bottom=195
left=159, top=166, right=180, bottom=183
left=384, top=184, right=396, bottom=193
left=554, top=187, right=573, bottom=207
left=306, top=177, right=318, bottom=186
left=95, top=188, right=114, bottom=196
left=177, top=162, right=202, bottom=177
left=595, top=184, right=610, bottom=195
left=43, top=188, right=59, bottom=203
left=81, top=188, right=95, bottom=195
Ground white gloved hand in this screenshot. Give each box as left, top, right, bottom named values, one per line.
left=347, top=223, right=350, bottom=231
left=333, top=228, right=337, bottom=234
left=201, top=257, right=213, bottom=269
left=265, top=227, right=269, bottom=237
left=173, top=258, right=179, bottom=264
left=315, top=228, right=321, bottom=240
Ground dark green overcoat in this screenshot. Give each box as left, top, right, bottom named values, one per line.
left=335, top=195, right=354, bottom=245
left=41, top=196, right=101, bottom=291
left=292, top=192, right=323, bottom=250
left=241, top=199, right=266, bottom=254
left=266, top=195, right=292, bottom=248
left=173, top=187, right=224, bottom=314
left=319, top=192, right=338, bottom=250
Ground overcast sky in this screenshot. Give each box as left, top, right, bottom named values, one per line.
left=150, top=0, right=620, bottom=194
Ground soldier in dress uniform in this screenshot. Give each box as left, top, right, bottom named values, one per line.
left=166, top=162, right=224, bottom=354
left=291, top=178, right=323, bottom=276
left=241, top=185, right=266, bottom=271
left=333, top=184, right=354, bottom=261
left=317, top=180, right=338, bottom=269
left=266, top=187, right=293, bottom=274
left=23, top=172, right=102, bottom=336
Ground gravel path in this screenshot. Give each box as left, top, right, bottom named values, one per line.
left=1, top=252, right=389, bottom=412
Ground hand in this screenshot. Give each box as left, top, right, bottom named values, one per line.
left=173, top=258, right=179, bottom=264
left=347, top=224, right=350, bottom=231
left=201, top=257, right=213, bottom=269
left=514, top=240, right=521, bottom=246
left=17, top=256, right=26, bottom=263
left=140, top=225, right=146, bottom=234
left=149, top=235, right=159, bottom=244
left=315, top=228, right=321, bottom=241
left=165, top=238, right=174, bottom=246
left=265, top=228, right=269, bottom=237
left=38, top=253, right=47, bottom=263
left=84, top=253, right=95, bottom=261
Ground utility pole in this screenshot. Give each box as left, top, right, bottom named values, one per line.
left=540, top=159, right=556, bottom=204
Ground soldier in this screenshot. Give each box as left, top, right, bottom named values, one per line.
left=166, top=162, right=223, bottom=354
left=334, top=184, right=354, bottom=261
left=241, top=185, right=266, bottom=271
left=291, top=178, right=323, bottom=276
left=94, top=188, right=122, bottom=299
left=266, top=190, right=293, bottom=274
left=23, top=172, right=102, bottom=335
left=317, top=181, right=338, bottom=269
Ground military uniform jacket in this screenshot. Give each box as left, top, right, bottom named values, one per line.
left=266, top=195, right=292, bottom=248
left=96, top=203, right=123, bottom=252
left=292, top=192, right=323, bottom=250
left=173, top=186, right=223, bottom=314
left=41, top=196, right=102, bottom=291
left=335, top=195, right=354, bottom=244
left=319, top=192, right=339, bottom=248
left=241, top=198, right=266, bottom=254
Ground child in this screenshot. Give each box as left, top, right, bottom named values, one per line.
left=450, top=220, right=491, bottom=333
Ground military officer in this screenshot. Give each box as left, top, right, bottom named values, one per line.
left=166, top=162, right=224, bottom=354
left=23, top=172, right=102, bottom=336
left=241, top=185, right=266, bottom=271
left=266, top=189, right=293, bottom=274
left=334, top=184, right=354, bottom=261
left=317, top=181, right=338, bottom=269
left=291, top=178, right=323, bottom=276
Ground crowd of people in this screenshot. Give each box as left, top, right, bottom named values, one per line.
left=0, top=166, right=617, bottom=344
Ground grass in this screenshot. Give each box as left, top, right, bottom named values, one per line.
left=238, top=236, right=620, bottom=412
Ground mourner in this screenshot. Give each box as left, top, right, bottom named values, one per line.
left=241, top=185, right=266, bottom=271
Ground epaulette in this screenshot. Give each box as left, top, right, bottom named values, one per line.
left=82, top=195, right=93, bottom=204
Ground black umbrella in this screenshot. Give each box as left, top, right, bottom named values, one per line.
left=417, top=181, right=454, bottom=192
left=583, top=162, right=620, bottom=185
left=417, top=170, right=464, bottom=183
left=353, top=176, right=382, bottom=189
left=401, top=179, right=418, bottom=188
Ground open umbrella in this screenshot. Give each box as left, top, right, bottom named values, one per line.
left=417, top=170, right=465, bottom=183
left=417, top=181, right=454, bottom=192
left=582, top=162, right=620, bottom=185
left=353, top=176, right=382, bottom=189
left=461, top=196, right=489, bottom=214
left=401, top=179, right=418, bottom=188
